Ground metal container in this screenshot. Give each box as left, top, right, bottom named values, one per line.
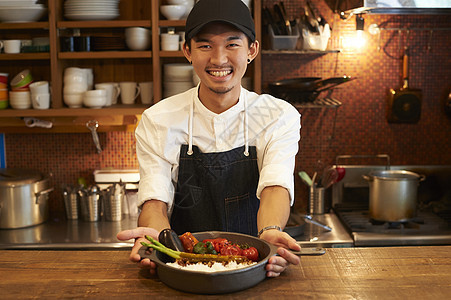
left=0, top=168, right=53, bottom=229
left=363, top=170, right=425, bottom=222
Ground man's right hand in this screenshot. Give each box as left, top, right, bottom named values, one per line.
left=117, top=227, right=160, bottom=275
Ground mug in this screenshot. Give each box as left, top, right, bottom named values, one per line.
left=139, top=81, right=153, bottom=104
left=95, top=83, right=119, bottom=106
left=2, top=40, right=21, bottom=54
left=32, top=93, right=51, bottom=110
left=103, top=82, right=121, bottom=104
left=119, top=82, right=140, bottom=104
left=29, top=81, right=49, bottom=95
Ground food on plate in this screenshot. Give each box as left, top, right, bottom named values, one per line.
left=186, top=235, right=260, bottom=262
left=141, top=233, right=261, bottom=272
left=179, top=232, right=198, bottom=252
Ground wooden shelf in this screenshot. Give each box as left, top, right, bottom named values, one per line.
left=0, top=105, right=148, bottom=118
left=159, top=20, right=186, bottom=27
left=57, top=20, right=151, bottom=29
left=0, top=53, right=50, bottom=60
left=0, top=22, right=49, bottom=29
left=58, top=51, right=151, bottom=59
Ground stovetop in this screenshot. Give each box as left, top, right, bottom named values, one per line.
left=334, top=205, right=451, bottom=246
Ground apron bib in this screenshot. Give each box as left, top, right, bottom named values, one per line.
left=170, top=90, right=260, bottom=236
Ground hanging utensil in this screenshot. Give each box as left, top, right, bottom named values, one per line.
left=387, top=49, right=422, bottom=123
left=86, top=120, right=102, bottom=154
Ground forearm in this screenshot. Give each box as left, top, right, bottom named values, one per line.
left=138, top=199, right=171, bottom=232
left=257, top=185, right=291, bottom=232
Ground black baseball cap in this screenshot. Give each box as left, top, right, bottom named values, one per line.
left=185, top=0, right=255, bottom=43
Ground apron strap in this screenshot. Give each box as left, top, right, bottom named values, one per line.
left=243, top=95, right=249, bottom=156
left=187, top=96, right=194, bottom=155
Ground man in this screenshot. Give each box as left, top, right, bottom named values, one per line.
left=117, top=0, right=301, bottom=277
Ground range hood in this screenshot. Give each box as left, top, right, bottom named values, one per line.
left=325, top=0, right=451, bottom=18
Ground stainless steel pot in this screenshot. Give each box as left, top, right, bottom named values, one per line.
left=363, top=170, right=425, bottom=222
left=0, top=168, right=53, bottom=229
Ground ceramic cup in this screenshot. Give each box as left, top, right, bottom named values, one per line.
left=138, top=81, right=153, bottom=104
left=160, top=33, right=180, bottom=51
left=32, top=93, right=50, bottom=109
left=2, top=40, right=21, bottom=54
left=95, top=83, right=119, bottom=106
left=11, top=69, right=33, bottom=90
left=119, top=82, right=140, bottom=104
left=29, top=81, right=49, bottom=95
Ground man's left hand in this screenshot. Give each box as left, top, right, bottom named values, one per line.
left=260, top=230, right=301, bottom=277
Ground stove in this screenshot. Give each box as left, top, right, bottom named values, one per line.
left=331, top=161, right=451, bottom=247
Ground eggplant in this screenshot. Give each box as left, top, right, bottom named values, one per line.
left=158, top=228, right=185, bottom=252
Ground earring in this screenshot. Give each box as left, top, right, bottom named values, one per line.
left=247, top=59, right=251, bottom=64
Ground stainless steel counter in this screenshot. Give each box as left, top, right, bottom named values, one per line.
left=294, top=212, right=354, bottom=248
left=0, top=215, right=137, bottom=249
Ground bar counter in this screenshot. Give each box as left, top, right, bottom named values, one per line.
left=0, top=246, right=450, bottom=299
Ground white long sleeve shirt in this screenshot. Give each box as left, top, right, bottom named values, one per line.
left=135, top=86, right=301, bottom=213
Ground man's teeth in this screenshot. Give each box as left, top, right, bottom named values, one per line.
left=209, top=70, right=231, bottom=77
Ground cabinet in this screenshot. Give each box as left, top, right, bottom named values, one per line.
left=0, top=0, right=262, bottom=132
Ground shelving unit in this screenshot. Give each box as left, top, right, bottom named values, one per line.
left=0, top=0, right=339, bottom=132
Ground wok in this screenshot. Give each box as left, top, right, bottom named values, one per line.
left=139, top=231, right=325, bottom=294
left=269, top=76, right=354, bottom=103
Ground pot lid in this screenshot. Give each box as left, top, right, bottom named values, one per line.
left=0, top=168, right=44, bottom=186
left=369, top=170, right=422, bottom=180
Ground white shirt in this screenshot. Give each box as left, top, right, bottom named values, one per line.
left=135, top=86, right=301, bottom=213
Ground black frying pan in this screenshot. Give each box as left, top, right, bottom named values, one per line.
left=269, top=76, right=355, bottom=103
left=387, top=52, right=422, bottom=123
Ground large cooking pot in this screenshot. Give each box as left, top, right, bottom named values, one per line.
left=0, top=168, right=53, bottom=229
left=363, top=170, right=425, bottom=222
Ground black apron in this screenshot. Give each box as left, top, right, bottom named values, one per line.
left=170, top=93, right=260, bottom=236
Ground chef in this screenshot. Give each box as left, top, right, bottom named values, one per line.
left=117, top=0, right=301, bottom=277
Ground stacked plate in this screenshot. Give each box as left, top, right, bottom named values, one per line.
left=64, top=0, right=120, bottom=21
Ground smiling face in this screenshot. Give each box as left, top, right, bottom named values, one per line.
left=183, top=22, right=259, bottom=113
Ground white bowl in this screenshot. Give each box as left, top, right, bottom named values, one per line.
left=63, top=84, right=88, bottom=94
left=0, top=6, right=46, bottom=23
left=160, top=5, right=185, bottom=20
left=126, top=37, right=150, bottom=51
left=83, top=96, right=107, bottom=108
left=63, top=93, right=83, bottom=108
left=125, top=27, right=150, bottom=37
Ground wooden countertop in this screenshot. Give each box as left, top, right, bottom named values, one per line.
left=0, top=246, right=450, bottom=299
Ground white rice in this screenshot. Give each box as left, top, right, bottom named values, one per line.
left=166, top=260, right=257, bottom=272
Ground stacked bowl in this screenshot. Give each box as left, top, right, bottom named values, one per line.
left=125, top=27, right=151, bottom=51
left=83, top=89, right=107, bottom=108
left=63, top=67, right=89, bottom=108
left=10, top=69, right=34, bottom=91
left=9, top=90, right=31, bottom=109
left=0, top=73, right=8, bottom=109
left=163, top=63, right=194, bottom=98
